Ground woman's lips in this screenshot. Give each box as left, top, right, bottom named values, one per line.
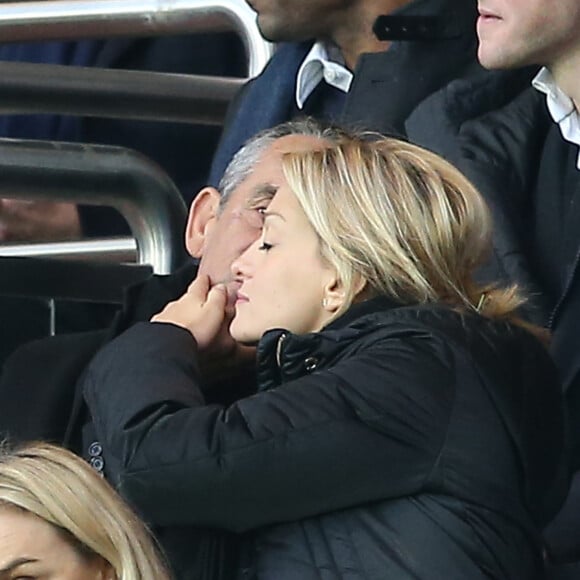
left=235, top=291, right=249, bottom=305
left=477, top=7, right=502, bottom=34
left=478, top=7, right=501, bottom=21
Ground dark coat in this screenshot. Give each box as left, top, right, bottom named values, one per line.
left=409, top=78, right=580, bottom=565
left=414, top=78, right=580, bottom=450
left=208, top=0, right=482, bottom=186
left=0, top=262, right=254, bottom=579
left=83, top=297, right=567, bottom=579
left=0, top=263, right=199, bottom=447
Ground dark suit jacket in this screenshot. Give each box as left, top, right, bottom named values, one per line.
left=0, top=262, right=244, bottom=579
left=208, top=0, right=481, bottom=186
left=0, top=262, right=199, bottom=446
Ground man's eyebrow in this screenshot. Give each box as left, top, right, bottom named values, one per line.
left=247, top=183, right=279, bottom=208
left=0, top=557, right=39, bottom=574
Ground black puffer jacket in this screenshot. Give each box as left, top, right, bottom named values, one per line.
left=84, top=298, right=567, bottom=579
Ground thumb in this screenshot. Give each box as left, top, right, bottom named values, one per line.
left=192, top=283, right=228, bottom=349
left=206, top=283, right=228, bottom=310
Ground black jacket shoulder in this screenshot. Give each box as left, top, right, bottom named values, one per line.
left=0, top=262, right=198, bottom=447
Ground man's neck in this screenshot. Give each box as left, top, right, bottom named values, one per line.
left=331, top=0, right=411, bottom=71
left=334, top=31, right=391, bottom=72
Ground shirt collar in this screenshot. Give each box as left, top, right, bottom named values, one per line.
left=295, top=41, right=353, bottom=110
left=532, top=67, right=580, bottom=170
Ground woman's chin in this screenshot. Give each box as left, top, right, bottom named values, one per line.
left=230, top=319, right=260, bottom=345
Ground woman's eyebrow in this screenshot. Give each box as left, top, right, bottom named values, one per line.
left=0, top=557, right=39, bottom=574
left=262, top=210, right=285, bottom=221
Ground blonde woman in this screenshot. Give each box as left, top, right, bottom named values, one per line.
left=0, top=442, right=170, bottom=580
left=84, top=127, right=567, bottom=579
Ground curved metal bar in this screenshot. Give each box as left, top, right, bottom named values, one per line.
left=0, top=238, right=138, bottom=263
left=0, top=0, right=273, bottom=78
left=0, top=62, right=245, bottom=125
left=0, top=138, right=188, bottom=274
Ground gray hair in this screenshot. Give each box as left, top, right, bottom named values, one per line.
left=217, top=118, right=351, bottom=211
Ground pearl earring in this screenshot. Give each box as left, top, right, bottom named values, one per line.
left=322, top=297, right=329, bottom=308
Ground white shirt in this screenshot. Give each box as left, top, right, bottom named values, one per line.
left=295, top=41, right=353, bottom=110
left=532, top=67, right=580, bottom=170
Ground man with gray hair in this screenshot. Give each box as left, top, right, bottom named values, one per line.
left=0, top=118, right=344, bottom=579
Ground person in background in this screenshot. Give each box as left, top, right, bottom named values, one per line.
left=85, top=127, right=567, bottom=579
left=208, top=0, right=489, bottom=185
left=414, top=1, right=580, bottom=566
left=0, top=33, right=245, bottom=242
left=0, top=441, right=170, bottom=580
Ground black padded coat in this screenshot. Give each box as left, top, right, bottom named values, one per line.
left=84, top=297, right=568, bottom=579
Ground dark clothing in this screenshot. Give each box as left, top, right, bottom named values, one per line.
left=529, top=124, right=580, bottom=304
left=0, top=34, right=245, bottom=235
left=83, top=298, right=567, bottom=579
left=407, top=77, right=550, bottom=317
left=296, top=81, right=348, bottom=123
left=0, top=263, right=199, bottom=446
left=413, top=76, right=580, bottom=564
left=420, top=81, right=580, bottom=428
left=208, top=0, right=481, bottom=186
left=0, top=263, right=249, bottom=580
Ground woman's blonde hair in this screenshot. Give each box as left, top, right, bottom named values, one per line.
left=282, top=133, right=531, bottom=327
left=0, top=442, right=170, bottom=580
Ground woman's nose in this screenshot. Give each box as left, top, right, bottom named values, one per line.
left=230, top=238, right=258, bottom=279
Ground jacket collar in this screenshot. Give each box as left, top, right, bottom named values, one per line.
left=116, top=260, right=199, bottom=332
left=255, top=296, right=401, bottom=391
left=345, top=0, right=480, bottom=135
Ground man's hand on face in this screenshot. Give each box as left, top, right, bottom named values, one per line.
left=0, top=199, right=82, bottom=242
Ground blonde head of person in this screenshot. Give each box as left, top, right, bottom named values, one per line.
left=229, top=131, right=542, bottom=345
left=0, top=442, right=170, bottom=580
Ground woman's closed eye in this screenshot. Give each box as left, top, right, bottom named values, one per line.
left=258, top=241, right=273, bottom=251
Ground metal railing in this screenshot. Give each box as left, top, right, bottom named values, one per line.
left=0, top=238, right=138, bottom=263
left=0, top=138, right=188, bottom=274
left=0, top=0, right=273, bottom=78
left=0, top=62, right=244, bottom=125
left=0, top=0, right=273, bottom=268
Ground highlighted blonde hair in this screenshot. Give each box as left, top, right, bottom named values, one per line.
left=0, top=442, right=170, bottom=580
left=282, top=133, right=532, bottom=328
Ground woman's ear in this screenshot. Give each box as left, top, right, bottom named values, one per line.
left=184, top=187, right=221, bottom=258
left=322, top=275, right=346, bottom=314
left=93, top=557, right=116, bottom=580
left=322, top=274, right=367, bottom=313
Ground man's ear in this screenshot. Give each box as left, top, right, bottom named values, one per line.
left=184, top=187, right=221, bottom=258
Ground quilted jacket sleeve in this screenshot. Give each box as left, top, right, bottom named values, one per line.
left=84, top=321, right=455, bottom=532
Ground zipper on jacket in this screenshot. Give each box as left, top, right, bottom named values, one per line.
left=275, top=333, right=288, bottom=381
